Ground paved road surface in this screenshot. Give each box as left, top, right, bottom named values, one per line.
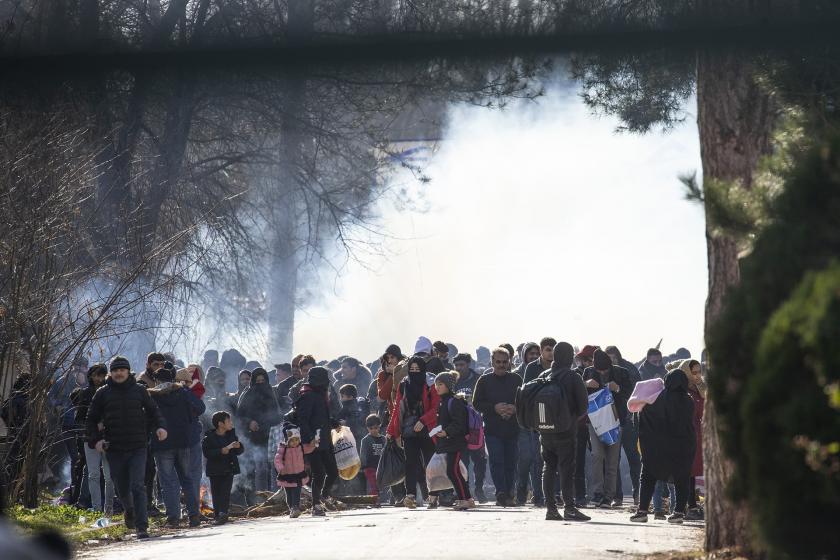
left=80, top=505, right=703, bottom=560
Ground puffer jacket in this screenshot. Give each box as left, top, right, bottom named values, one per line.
left=86, top=375, right=166, bottom=452
left=148, top=382, right=206, bottom=450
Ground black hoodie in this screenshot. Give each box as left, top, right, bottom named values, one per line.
left=236, top=369, right=282, bottom=444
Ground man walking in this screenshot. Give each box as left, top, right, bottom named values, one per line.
left=540, top=342, right=591, bottom=522
left=87, top=356, right=168, bottom=539
left=583, top=350, right=633, bottom=507
left=473, top=347, right=522, bottom=507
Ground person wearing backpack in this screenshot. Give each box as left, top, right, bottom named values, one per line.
left=535, top=342, right=591, bottom=522
left=473, top=347, right=522, bottom=507
left=432, top=372, right=475, bottom=510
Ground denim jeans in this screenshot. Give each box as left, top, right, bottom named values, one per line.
left=615, top=420, right=641, bottom=501
left=84, top=445, right=115, bottom=514
left=653, top=480, right=676, bottom=513
left=189, top=440, right=203, bottom=509
left=154, top=447, right=198, bottom=519
left=485, top=434, right=519, bottom=496
left=515, top=429, right=544, bottom=503
left=106, top=448, right=148, bottom=531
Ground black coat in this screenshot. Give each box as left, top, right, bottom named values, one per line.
left=202, top=428, right=245, bottom=476
left=638, top=370, right=696, bottom=481
left=294, top=384, right=334, bottom=451
left=473, top=371, right=522, bottom=439
left=582, top=365, right=634, bottom=424
left=435, top=393, right=468, bottom=454
left=86, top=375, right=166, bottom=452
left=148, top=383, right=206, bottom=450
left=236, top=381, right=282, bottom=445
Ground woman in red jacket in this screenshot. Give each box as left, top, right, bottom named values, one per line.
left=387, top=356, right=440, bottom=508
left=681, top=359, right=705, bottom=520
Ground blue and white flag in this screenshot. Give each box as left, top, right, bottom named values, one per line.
left=587, top=389, right=621, bottom=446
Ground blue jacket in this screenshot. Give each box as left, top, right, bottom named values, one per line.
left=148, top=383, right=206, bottom=450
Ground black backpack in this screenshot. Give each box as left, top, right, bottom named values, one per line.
left=515, top=369, right=573, bottom=434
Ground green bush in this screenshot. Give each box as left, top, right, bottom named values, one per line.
left=707, top=136, right=840, bottom=559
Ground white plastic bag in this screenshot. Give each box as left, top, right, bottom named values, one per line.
left=425, top=453, right=468, bottom=492
left=332, top=426, right=361, bottom=480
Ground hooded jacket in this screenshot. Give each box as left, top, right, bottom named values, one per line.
left=544, top=364, right=590, bottom=435
left=73, top=367, right=106, bottom=427
left=604, top=346, right=642, bottom=385
left=513, top=342, right=539, bottom=377
left=332, top=364, right=372, bottom=397
left=294, top=383, right=334, bottom=451
left=435, top=392, right=469, bottom=454
left=582, top=364, right=634, bottom=423
left=638, top=370, right=696, bottom=481
left=236, top=370, right=282, bottom=445
left=148, top=381, right=206, bottom=450
left=454, top=368, right=481, bottom=404
left=86, top=375, right=166, bottom=452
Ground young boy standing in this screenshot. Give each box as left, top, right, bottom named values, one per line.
left=359, top=414, right=386, bottom=501
left=202, top=411, right=244, bottom=525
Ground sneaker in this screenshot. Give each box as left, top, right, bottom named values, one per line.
left=311, top=505, right=326, bottom=517
left=324, top=496, right=346, bottom=511
left=575, top=500, right=590, bottom=509
left=545, top=508, right=563, bottom=521
left=563, top=507, right=591, bottom=522
left=427, top=496, right=439, bottom=509
left=685, top=507, right=704, bottom=521
left=466, top=498, right=476, bottom=509
left=668, top=512, right=685, bottom=524
left=505, top=496, right=518, bottom=507
left=148, top=505, right=164, bottom=518
left=630, top=511, right=649, bottom=523
left=289, top=508, right=301, bottom=519
left=474, top=489, right=487, bottom=503
left=495, top=492, right=508, bottom=507
left=453, top=500, right=469, bottom=511
left=532, top=499, right=546, bottom=508
left=610, top=499, right=623, bottom=508
left=213, top=515, right=227, bottom=526
left=164, top=517, right=181, bottom=529
left=654, top=511, right=667, bottom=520
left=596, top=498, right=611, bottom=509
left=188, top=514, right=200, bottom=528
left=403, top=496, right=417, bottom=509
left=124, top=509, right=135, bottom=530
left=136, top=529, right=150, bottom=539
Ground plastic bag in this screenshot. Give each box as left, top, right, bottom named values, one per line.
left=376, top=440, right=406, bottom=489
left=332, top=426, right=361, bottom=480
left=587, top=388, right=621, bottom=445
left=425, top=453, right=468, bottom=492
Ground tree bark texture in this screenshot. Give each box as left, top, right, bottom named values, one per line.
left=697, top=50, right=777, bottom=555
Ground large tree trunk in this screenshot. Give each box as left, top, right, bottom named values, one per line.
left=697, top=50, right=777, bottom=555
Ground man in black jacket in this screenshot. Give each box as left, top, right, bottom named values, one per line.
left=473, top=347, right=522, bottom=507
left=540, top=342, right=590, bottom=522
left=605, top=345, right=642, bottom=505
left=86, top=356, right=167, bottom=539
left=515, top=342, right=544, bottom=506
left=583, top=349, right=633, bottom=508
left=522, top=337, right=555, bottom=383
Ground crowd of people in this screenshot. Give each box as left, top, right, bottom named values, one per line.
left=1, top=335, right=705, bottom=539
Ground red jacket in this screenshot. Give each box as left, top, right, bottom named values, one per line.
left=688, top=386, right=704, bottom=477
left=387, top=379, right=440, bottom=439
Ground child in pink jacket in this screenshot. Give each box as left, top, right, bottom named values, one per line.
left=274, top=424, right=314, bottom=518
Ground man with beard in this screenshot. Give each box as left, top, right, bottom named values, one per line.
left=136, top=352, right=166, bottom=517
left=515, top=342, right=545, bottom=506
left=639, top=348, right=668, bottom=381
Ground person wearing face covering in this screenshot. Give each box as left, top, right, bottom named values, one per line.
left=236, top=368, right=282, bottom=500
left=631, top=369, right=696, bottom=524
left=294, top=366, right=341, bottom=516
left=386, top=355, right=441, bottom=509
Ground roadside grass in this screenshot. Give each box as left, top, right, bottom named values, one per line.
left=9, top=504, right=129, bottom=545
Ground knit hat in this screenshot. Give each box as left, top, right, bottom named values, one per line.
left=593, top=349, right=612, bottom=371
left=109, top=356, right=131, bottom=372
left=575, top=345, right=599, bottom=360
left=434, top=371, right=459, bottom=393
left=552, top=342, right=575, bottom=369
left=283, top=425, right=302, bottom=444
left=414, top=336, right=432, bottom=355
left=307, top=366, right=330, bottom=387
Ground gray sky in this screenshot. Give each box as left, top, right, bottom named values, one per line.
left=294, top=81, right=707, bottom=365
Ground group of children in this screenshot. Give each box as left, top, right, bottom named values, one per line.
left=201, top=408, right=388, bottom=523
